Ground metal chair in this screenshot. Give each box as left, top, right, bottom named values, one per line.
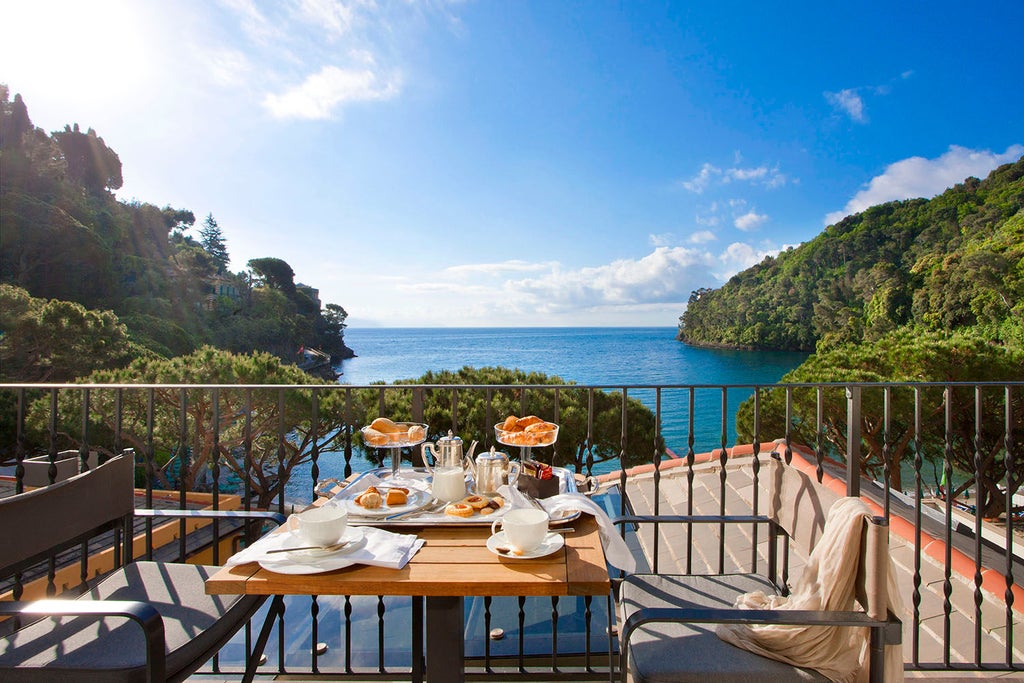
left=0, top=452, right=284, bottom=683
left=618, top=457, right=901, bottom=683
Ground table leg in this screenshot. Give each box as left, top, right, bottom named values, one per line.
left=243, top=594, right=284, bottom=683
left=412, top=596, right=424, bottom=683
left=425, top=595, right=464, bottom=683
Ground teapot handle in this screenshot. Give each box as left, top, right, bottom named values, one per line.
left=420, top=443, right=435, bottom=475
left=507, top=461, right=522, bottom=487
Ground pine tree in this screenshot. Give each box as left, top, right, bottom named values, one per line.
left=198, top=213, right=230, bottom=273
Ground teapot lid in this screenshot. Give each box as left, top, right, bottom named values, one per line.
left=477, top=446, right=508, bottom=461
left=438, top=429, right=462, bottom=443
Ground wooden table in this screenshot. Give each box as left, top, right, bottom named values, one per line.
left=206, top=514, right=611, bottom=682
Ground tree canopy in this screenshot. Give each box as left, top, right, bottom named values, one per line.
left=0, top=284, right=137, bottom=382
left=735, top=330, right=1024, bottom=517
left=679, top=158, right=1024, bottom=352
left=25, top=347, right=347, bottom=508
left=0, top=86, right=353, bottom=368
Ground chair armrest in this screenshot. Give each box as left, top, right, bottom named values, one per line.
left=134, top=508, right=287, bottom=526
left=0, top=599, right=166, bottom=683
left=623, top=605, right=882, bottom=635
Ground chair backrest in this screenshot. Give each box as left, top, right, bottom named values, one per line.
left=20, top=450, right=101, bottom=487
left=0, top=452, right=135, bottom=578
left=765, top=457, right=888, bottom=616
left=765, top=456, right=841, bottom=556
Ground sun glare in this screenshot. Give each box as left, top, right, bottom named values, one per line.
left=2, top=1, right=155, bottom=109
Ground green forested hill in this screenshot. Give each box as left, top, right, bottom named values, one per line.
left=0, top=86, right=352, bottom=379
left=678, top=158, right=1024, bottom=352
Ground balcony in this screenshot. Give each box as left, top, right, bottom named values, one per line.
left=1, top=381, right=1022, bottom=680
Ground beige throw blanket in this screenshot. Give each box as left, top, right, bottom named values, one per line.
left=716, top=497, right=903, bottom=683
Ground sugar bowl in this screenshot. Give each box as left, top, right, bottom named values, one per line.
left=474, top=447, right=521, bottom=495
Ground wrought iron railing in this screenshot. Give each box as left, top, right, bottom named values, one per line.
left=1, top=381, right=1021, bottom=679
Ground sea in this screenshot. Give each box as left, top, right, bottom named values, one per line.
left=283, top=328, right=807, bottom=503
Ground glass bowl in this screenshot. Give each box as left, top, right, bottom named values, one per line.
left=361, top=421, right=428, bottom=448
left=494, top=420, right=558, bottom=447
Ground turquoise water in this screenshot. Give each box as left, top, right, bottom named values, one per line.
left=282, top=328, right=808, bottom=493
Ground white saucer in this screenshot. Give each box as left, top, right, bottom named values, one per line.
left=486, top=530, right=565, bottom=559
left=287, top=526, right=365, bottom=557
left=258, top=528, right=366, bottom=574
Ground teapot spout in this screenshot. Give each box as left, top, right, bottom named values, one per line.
left=466, top=439, right=479, bottom=460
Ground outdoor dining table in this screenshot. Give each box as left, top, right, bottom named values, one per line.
left=205, top=508, right=611, bottom=683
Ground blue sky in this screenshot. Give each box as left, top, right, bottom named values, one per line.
left=2, top=1, right=1022, bottom=327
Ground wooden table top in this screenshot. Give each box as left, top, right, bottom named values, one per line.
left=206, top=514, right=611, bottom=599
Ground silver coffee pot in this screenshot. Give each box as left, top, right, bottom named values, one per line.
left=421, top=430, right=477, bottom=474
left=473, top=447, right=521, bottom=495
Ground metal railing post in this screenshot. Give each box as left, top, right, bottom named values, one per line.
left=846, top=385, right=861, bottom=497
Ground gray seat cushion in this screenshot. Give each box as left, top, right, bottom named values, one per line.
left=620, top=573, right=828, bottom=683
left=0, top=561, right=263, bottom=683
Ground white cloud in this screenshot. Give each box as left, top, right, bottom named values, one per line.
left=825, top=88, right=866, bottom=123
left=688, top=230, right=717, bottom=244
left=715, top=242, right=778, bottom=280
left=204, top=47, right=253, bottom=86
left=263, top=65, right=400, bottom=119
left=680, top=163, right=721, bottom=193
left=337, top=240, right=789, bottom=326
left=294, top=0, right=355, bottom=38
left=824, top=144, right=1024, bottom=225
left=220, top=0, right=280, bottom=44
left=648, top=233, right=676, bottom=247
left=734, top=211, right=768, bottom=231
left=444, top=260, right=558, bottom=276
left=681, top=160, right=788, bottom=193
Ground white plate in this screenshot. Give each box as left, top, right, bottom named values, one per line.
left=342, top=488, right=432, bottom=518
left=258, top=527, right=366, bottom=574
left=486, top=530, right=565, bottom=559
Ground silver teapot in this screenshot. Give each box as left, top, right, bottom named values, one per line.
left=473, top=447, right=522, bottom=495
left=421, top=430, right=478, bottom=474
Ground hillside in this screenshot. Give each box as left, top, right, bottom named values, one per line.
left=678, top=158, right=1024, bottom=352
left=0, top=86, right=352, bottom=375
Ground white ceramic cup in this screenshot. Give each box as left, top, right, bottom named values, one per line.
left=431, top=466, right=467, bottom=503
left=288, top=505, right=348, bottom=547
left=491, top=507, right=549, bottom=553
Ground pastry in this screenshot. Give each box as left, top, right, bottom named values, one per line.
left=501, top=415, right=519, bottom=431
left=356, top=486, right=383, bottom=509
left=463, top=495, right=489, bottom=510
left=362, top=427, right=389, bottom=446
left=445, top=502, right=474, bottom=518
left=370, top=417, right=404, bottom=434
left=515, top=415, right=543, bottom=429
left=385, top=488, right=409, bottom=506
left=407, top=424, right=426, bottom=441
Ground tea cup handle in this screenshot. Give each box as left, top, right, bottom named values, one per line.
left=287, top=513, right=301, bottom=533
left=490, top=518, right=502, bottom=537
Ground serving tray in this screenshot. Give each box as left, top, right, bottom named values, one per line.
left=332, top=467, right=580, bottom=527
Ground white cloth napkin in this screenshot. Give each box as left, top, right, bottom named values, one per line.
left=224, top=525, right=424, bottom=571
left=497, top=484, right=636, bottom=572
